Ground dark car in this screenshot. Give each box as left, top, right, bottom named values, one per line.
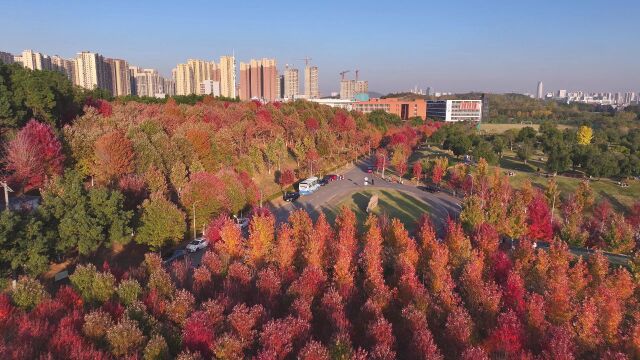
left=367, top=166, right=374, bottom=173
left=283, top=191, right=300, bottom=202
left=418, top=185, right=439, bottom=193
left=319, top=178, right=329, bottom=186
left=162, top=249, right=186, bottom=266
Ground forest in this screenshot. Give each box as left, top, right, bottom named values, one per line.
left=2, top=64, right=640, bottom=359
left=2, top=175, right=640, bottom=359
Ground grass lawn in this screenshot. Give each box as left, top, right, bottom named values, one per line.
left=411, top=146, right=640, bottom=211
left=322, top=189, right=434, bottom=233
left=479, top=123, right=573, bottom=134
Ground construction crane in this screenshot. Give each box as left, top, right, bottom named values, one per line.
left=299, top=57, right=313, bottom=67
left=339, top=70, right=350, bottom=81
left=355, top=69, right=359, bottom=81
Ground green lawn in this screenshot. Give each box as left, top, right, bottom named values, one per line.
left=411, top=146, right=640, bottom=211
left=479, top=123, right=573, bottom=134
left=322, top=189, right=434, bottom=233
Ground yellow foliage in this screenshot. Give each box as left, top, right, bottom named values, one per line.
left=577, top=125, right=593, bottom=145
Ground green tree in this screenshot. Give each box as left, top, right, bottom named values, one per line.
left=136, top=197, right=186, bottom=251
left=516, top=142, right=533, bottom=164
left=546, top=145, right=572, bottom=174
left=472, top=140, right=498, bottom=165
left=40, top=170, right=133, bottom=257
left=0, top=210, right=52, bottom=277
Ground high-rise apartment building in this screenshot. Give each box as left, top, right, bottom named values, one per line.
left=174, top=63, right=194, bottom=96
left=355, top=80, right=368, bottom=95
left=21, top=50, right=52, bottom=71
left=304, top=66, right=319, bottom=99
left=0, top=51, right=14, bottom=64
left=284, top=67, right=299, bottom=99
left=187, top=59, right=218, bottom=95
left=537, top=81, right=544, bottom=99
left=277, top=75, right=284, bottom=99
left=130, top=66, right=164, bottom=97
left=219, top=55, right=236, bottom=98
left=74, top=51, right=111, bottom=92
left=105, top=58, right=131, bottom=96
left=51, top=55, right=75, bottom=81
left=239, top=58, right=278, bottom=101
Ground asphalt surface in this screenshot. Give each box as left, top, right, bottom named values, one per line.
left=268, top=158, right=462, bottom=233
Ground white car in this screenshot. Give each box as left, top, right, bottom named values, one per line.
left=186, top=238, right=208, bottom=253
left=233, top=216, right=249, bottom=230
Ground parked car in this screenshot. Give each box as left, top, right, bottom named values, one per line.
left=186, top=238, right=208, bottom=253
left=367, top=166, right=374, bottom=173
left=283, top=191, right=300, bottom=202
left=162, top=249, right=186, bottom=265
left=418, top=185, right=439, bottom=193
left=319, top=178, right=329, bottom=186
left=325, top=174, right=338, bottom=181
left=233, top=216, right=249, bottom=229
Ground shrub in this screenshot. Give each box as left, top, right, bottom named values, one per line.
left=117, top=278, right=142, bottom=306
left=106, top=317, right=146, bottom=356
left=11, top=277, right=49, bottom=310
left=143, top=334, right=170, bottom=360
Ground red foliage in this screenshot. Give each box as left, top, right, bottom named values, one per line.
left=402, top=306, right=442, bottom=360
left=432, top=163, right=445, bottom=185
left=473, top=222, right=500, bottom=257
left=331, top=111, right=356, bottom=133
left=488, top=310, right=525, bottom=357
left=412, top=161, right=422, bottom=181
left=93, top=130, right=135, bottom=183
left=182, top=310, right=216, bottom=358
left=305, top=118, right=320, bottom=132
left=503, top=271, right=526, bottom=315
left=5, top=119, right=65, bottom=192
left=527, top=193, right=553, bottom=241
left=258, top=316, right=310, bottom=359
left=0, top=294, right=13, bottom=323
left=278, top=168, right=296, bottom=188
left=205, top=214, right=228, bottom=243
left=491, top=251, right=512, bottom=285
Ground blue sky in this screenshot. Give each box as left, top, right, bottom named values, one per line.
left=1, top=0, right=638, bottom=95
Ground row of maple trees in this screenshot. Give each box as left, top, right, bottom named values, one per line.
left=1, top=97, right=438, bottom=270
left=2, top=177, right=640, bottom=358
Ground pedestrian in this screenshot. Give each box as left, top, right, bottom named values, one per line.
left=371, top=178, right=374, bottom=185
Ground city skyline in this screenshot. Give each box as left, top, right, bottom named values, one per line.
left=1, top=0, right=638, bottom=95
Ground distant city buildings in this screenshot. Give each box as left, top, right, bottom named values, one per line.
left=106, top=58, right=131, bottom=96
left=0, top=51, right=13, bottom=64
left=304, top=65, right=319, bottom=99
left=239, top=58, right=278, bottom=101
left=427, top=100, right=483, bottom=122
left=284, top=66, right=299, bottom=99
left=537, top=81, right=544, bottom=99
left=73, top=51, right=112, bottom=92
left=219, top=55, right=236, bottom=98
left=51, top=55, right=75, bottom=81
left=340, top=79, right=368, bottom=100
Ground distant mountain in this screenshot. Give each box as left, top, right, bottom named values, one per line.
left=368, top=91, right=384, bottom=98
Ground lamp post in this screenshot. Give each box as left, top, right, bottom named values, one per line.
left=192, top=200, right=201, bottom=240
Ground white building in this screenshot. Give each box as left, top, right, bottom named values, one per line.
left=536, top=81, right=544, bottom=99
left=308, top=98, right=354, bottom=110
left=427, top=100, right=482, bottom=122
left=200, top=80, right=220, bottom=97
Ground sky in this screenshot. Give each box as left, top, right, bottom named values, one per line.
left=1, top=0, right=639, bottom=96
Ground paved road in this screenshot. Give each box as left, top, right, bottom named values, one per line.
left=268, top=158, right=462, bottom=234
